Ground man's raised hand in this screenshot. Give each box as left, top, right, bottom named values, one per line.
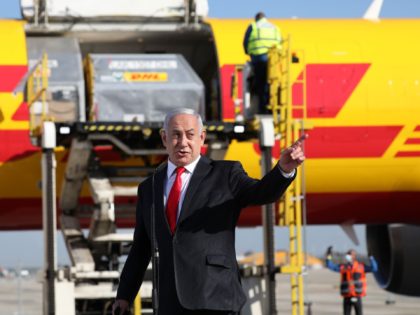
left=279, top=134, right=308, bottom=173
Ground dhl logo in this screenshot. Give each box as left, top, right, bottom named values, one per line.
left=123, top=72, right=168, bottom=82
left=2, top=62, right=420, bottom=163
left=221, top=63, right=420, bottom=159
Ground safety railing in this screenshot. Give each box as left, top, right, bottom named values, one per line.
left=268, top=35, right=308, bottom=315
left=26, top=52, right=49, bottom=139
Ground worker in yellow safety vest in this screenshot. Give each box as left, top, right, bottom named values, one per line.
left=326, top=247, right=378, bottom=315
left=243, top=12, right=282, bottom=114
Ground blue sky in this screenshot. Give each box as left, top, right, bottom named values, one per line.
left=210, top=0, right=420, bottom=18
left=0, top=0, right=418, bottom=268
left=2, top=0, right=420, bottom=19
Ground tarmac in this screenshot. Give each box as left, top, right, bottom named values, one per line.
left=276, top=269, right=420, bottom=315
left=1, top=268, right=420, bottom=315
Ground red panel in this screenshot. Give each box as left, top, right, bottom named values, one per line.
left=237, top=69, right=244, bottom=113
left=252, top=126, right=401, bottom=159
left=0, top=130, right=39, bottom=162
left=11, top=102, right=29, bottom=121
left=238, top=191, right=420, bottom=226
left=3, top=191, right=420, bottom=230
left=292, top=108, right=304, bottom=119
left=221, top=65, right=244, bottom=119
left=292, top=64, right=370, bottom=118
left=395, top=151, right=420, bottom=157
left=94, top=145, right=124, bottom=162
left=220, top=65, right=235, bottom=120
left=304, top=192, right=420, bottom=225
left=415, top=126, right=420, bottom=132
left=405, top=138, right=420, bottom=145
left=292, top=82, right=303, bottom=106
left=0, top=197, right=137, bottom=230
left=305, top=126, right=402, bottom=158
left=0, top=66, right=27, bottom=92
left=0, top=198, right=42, bottom=230
left=252, top=140, right=282, bottom=160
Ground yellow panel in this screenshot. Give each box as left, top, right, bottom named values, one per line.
left=0, top=153, right=42, bottom=198
left=0, top=93, right=28, bottom=130
left=206, top=19, right=250, bottom=66
left=210, top=18, right=420, bottom=194
left=0, top=20, right=27, bottom=64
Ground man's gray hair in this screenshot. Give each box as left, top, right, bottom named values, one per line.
left=162, top=108, right=204, bottom=133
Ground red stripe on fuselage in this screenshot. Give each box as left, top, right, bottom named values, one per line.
left=0, top=66, right=27, bottom=92
left=220, top=63, right=370, bottom=121
left=304, top=126, right=402, bottom=158
left=238, top=191, right=420, bottom=226
left=0, top=130, right=39, bottom=162
left=405, top=138, right=420, bottom=145
left=303, top=192, right=420, bottom=225
left=3, top=191, right=420, bottom=230
left=0, top=197, right=137, bottom=230
left=252, top=126, right=402, bottom=159
left=11, top=102, right=29, bottom=121
left=395, top=151, right=420, bottom=157
left=292, top=63, right=370, bottom=119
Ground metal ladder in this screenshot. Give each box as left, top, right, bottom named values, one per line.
left=267, top=36, right=308, bottom=315
left=27, top=52, right=49, bottom=141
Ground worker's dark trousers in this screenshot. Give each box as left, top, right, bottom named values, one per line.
left=252, top=60, right=270, bottom=114
left=343, top=297, right=363, bottom=315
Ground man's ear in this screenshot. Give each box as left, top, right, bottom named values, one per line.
left=160, top=129, right=167, bottom=148
left=200, top=130, right=206, bottom=145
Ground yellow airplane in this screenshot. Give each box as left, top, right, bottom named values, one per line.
left=1, top=13, right=420, bottom=295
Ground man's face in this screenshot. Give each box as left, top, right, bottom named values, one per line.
left=161, top=114, right=206, bottom=167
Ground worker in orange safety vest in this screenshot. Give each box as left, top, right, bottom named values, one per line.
left=326, top=247, right=378, bottom=315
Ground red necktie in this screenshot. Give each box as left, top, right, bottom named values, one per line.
left=166, top=167, right=185, bottom=234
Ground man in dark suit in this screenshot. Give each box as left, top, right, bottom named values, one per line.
left=113, top=108, right=306, bottom=315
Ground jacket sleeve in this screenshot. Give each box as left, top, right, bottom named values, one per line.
left=325, top=258, right=341, bottom=273
left=229, top=161, right=295, bottom=208
left=116, top=184, right=152, bottom=304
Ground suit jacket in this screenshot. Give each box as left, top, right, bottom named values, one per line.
left=116, top=156, right=294, bottom=312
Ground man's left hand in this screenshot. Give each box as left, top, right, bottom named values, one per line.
left=279, top=134, right=308, bottom=173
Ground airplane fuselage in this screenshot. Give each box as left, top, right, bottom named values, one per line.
left=1, top=19, right=420, bottom=229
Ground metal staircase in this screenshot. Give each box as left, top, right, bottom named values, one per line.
left=267, top=36, right=308, bottom=315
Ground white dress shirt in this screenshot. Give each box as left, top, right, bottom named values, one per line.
left=164, top=156, right=201, bottom=221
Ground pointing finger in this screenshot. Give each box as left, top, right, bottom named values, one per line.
left=292, top=134, right=309, bottom=148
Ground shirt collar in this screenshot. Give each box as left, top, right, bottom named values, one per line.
left=167, top=155, right=201, bottom=179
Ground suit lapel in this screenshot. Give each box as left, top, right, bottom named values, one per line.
left=178, top=156, right=212, bottom=225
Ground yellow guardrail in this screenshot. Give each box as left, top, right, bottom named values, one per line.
left=268, top=35, right=307, bottom=315
left=133, top=292, right=142, bottom=315
left=27, top=52, right=49, bottom=138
